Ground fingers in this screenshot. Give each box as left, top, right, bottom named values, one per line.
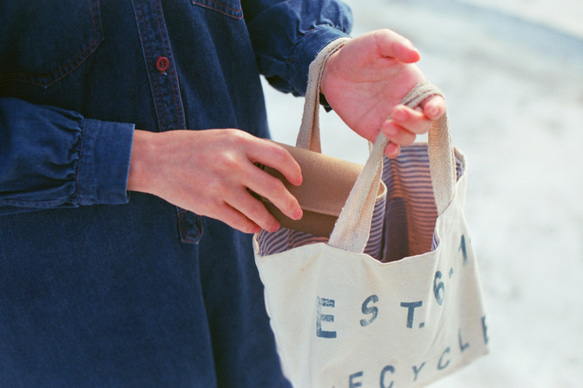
left=216, top=203, right=262, bottom=234
left=422, top=95, right=446, bottom=120
left=374, top=29, right=421, bottom=64
left=237, top=139, right=303, bottom=231
left=384, top=142, right=401, bottom=159
left=380, top=105, right=430, bottom=150
left=380, top=95, right=446, bottom=158
left=243, top=167, right=303, bottom=231
left=224, top=189, right=282, bottom=233
left=199, top=164, right=302, bottom=234
left=383, top=105, right=429, bottom=136
left=249, top=142, right=303, bottom=187
left=392, top=40, right=421, bottom=64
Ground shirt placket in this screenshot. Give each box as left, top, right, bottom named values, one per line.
left=132, top=0, right=185, bottom=131
left=132, top=0, right=203, bottom=244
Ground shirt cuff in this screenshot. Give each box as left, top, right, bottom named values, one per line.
left=77, top=119, right=135, bottom=206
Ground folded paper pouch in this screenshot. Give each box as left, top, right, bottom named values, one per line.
left=256, top=141, right=386, bottom=238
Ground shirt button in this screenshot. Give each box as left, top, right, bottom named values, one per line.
left=156, top=56, right=170, bottom=72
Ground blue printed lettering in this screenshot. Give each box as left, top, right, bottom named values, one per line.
left=360, top=295, right=379, bottom=327
left=400, top=301, right=423, bottom=329
left=482, top=315, right=489, bottom=345
left=316, top=297, right=337, bottom=338
left=438, top=347, right=451, bottom=370
left=412, top=362, right=426, bottom=381
left=349, top=371, right=363, bottom=388
left=458, top=329, right=470, bottom=352
left=433, top=271, right=445, bottom=305
left=379, top=365, right=395, bottom=388
left=459, top=234, right=468, bottom=265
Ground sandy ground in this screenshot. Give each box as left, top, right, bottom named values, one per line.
left=262, top=0, right=583, bottom=386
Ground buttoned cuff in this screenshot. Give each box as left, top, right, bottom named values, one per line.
left=77, top=119, right=134, bottom=206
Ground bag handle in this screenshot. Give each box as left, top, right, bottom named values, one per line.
left=297, top=39, right=455, bottom=253
left=296, top=37, right=351, bottom=152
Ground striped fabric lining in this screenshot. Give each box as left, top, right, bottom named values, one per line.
left=256, top=193, right=387, bottom=259
left=256, top=144, right=465, bottom=262
left=382, top=145, right=437, bottom=261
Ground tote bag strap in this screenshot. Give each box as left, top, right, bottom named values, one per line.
left=296, top=37, right=351, bottom=152
left=402, top=82, right=456, bottom=217
left=327, top=82, right=454, bottom=253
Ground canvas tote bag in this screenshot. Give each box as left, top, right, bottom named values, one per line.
left=254, top=38, right=489, bottom=387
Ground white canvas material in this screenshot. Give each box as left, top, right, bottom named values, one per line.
left=254, top=38, right=489, bottom=387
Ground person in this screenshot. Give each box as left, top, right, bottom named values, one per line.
left=0, top=0, right=445, bottom=386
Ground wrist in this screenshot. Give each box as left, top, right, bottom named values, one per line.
left=318, top=44, right=346, bottom=112
left=319, top=50, right=337, bottom=100
left=127, top=129, right=156, bottom=194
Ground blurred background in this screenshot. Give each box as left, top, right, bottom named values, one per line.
left=262, top=0, right=583, bottom=386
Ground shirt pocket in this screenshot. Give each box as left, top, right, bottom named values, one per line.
left=0, top=0, right=103, bottom=88
left=190, top=0, right=243, bottom=20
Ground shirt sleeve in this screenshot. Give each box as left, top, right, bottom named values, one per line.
left=0, top=98, right=134, bottom=215
left=244, top=0, right=353, bottom=96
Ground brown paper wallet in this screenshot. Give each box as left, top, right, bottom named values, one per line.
left=256, top=142, right=368, bottom=238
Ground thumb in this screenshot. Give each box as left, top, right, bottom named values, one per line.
left=375, top=29, right=421, bottom=63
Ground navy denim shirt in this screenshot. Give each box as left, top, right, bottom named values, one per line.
left=0, top=1, right=352, bottom=386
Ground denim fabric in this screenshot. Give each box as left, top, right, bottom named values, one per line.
left=0, top=0, right=352, bottom=386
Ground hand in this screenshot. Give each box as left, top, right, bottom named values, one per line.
left=127, top=129, right=303, bottom=234
left=320, top=29, right=446, bottom=158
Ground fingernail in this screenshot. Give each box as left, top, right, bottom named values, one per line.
left=385, top=123, right=398, bottom=136
left=269, top=222, right=280, bottom=233
left=295, top=174, right=303, bottom=186
left=385, top=143, right=400, bottom=159
left=427, top=106, right=441, bottom=118
left=293, top=207, right=303, bottom=220
left=392, top=109, right=407, bottom=121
